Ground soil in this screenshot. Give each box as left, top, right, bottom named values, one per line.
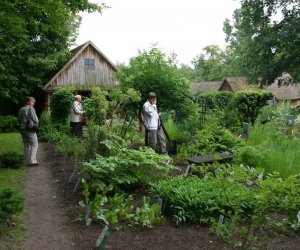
left=22, top=142, right=300, bottom=250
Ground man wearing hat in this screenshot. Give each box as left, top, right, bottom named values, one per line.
left=143, top=92, right=167, bottom=155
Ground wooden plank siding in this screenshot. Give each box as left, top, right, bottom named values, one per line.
left=43, top=41, right=118, bottom=94
left=48, top=45, right=116, bottom=90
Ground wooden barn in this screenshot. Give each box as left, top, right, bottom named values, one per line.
left=191, top=77, right=257, bottom=94
left=43, top=41, right=118, bottom=108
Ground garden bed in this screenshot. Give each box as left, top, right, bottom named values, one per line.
left=43, top=142, right=300, bottom=249
left=46, top=142, right=231, bottom=249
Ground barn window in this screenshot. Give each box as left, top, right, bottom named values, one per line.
left=84, top=58, right=95, bottom=70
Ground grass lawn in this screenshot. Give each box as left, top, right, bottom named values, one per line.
left=0, top=132, right=23, bottom=154
left=0, top=132, right=26, bottom=191
left=0, top=132, right=26, bottom=248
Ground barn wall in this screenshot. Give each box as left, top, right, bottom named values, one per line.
left=49, top=45, right=116, bottom=89
left=220, top=81, right=233, bottom=91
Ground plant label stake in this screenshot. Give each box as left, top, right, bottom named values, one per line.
left=158, top=197, right=163, bottom=215
left=218, top=215, right=224, bottom=226
left=184, top=166, right=191, bottom=177
left=68, top=169, right=77, bottom=183
left=95, top=225, right=110, bottom=250
left=242, top=122, right=249, bottom=141
left=286, top=114, right=294, bottom=135
left=73, top=178, right=81, bottom=192
left=85, top=202, right=92, bottom=222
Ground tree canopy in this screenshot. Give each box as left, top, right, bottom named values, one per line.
left=0, top=0, right=105, bottom=114
left=116, top=47, right=195, bottom=120
left=224, top=0, right=300, bottom=84
left=191, top=45, right=241, bottom=82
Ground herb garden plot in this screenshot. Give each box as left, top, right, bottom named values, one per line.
left=152, top=165, right=300, bottom=248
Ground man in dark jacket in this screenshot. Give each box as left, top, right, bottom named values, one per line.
left=18, top=96, right=39, bottom=166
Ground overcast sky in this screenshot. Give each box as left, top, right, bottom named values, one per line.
left=76, top=0, right=240, bottom=66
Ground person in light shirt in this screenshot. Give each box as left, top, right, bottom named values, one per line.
left=143, top=92, right=167, bottom=155
left=70, top=95, right=85, bottom=137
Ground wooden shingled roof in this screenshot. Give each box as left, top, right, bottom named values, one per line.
left=191, top=77, right=256, bottom=94
left=191, top=81, right=223, bottom=94
left=267, top=83, right=300, bottom=100
left=223, top=77, right=254, bottom=91
left=266, top=73, right=300, bottom=100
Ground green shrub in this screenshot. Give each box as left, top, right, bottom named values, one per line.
left=117, top=47, right=195, bottom=120
left=56, top=133, right=85, bottom=163
left=50, top=87, right=74, bottom=123
left=0, top=152, right=23, bottom=169
left=152, top=166, right=258, bottom=225
left=236, top=146, right=266, bottom=168
left=0, top=188, right=24, bottom=231
left=83, top=144, right=173, bottom=194
left=81, top=137, right=172, bottom=227
left=176, top=111, right=200, bottom=135
left=256, top=106, right=284, bottom=124
left=83, top=125, right=109, bottom=160
left=38, top=111, right=70, bottom=142
left=82, top=87, right=109, bottom=125
left=195, top=91, right=234, bottom=110
left=0, top=116, right=19, bottom=133
left=178, top=125, right=243, bottom=159
left=234, top=90, right=273, bottom=125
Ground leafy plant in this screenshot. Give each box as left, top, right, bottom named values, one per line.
left=0, top=116, right=19, bottom=133
left=234, top=90, right=273, bottom=125
left=152, top=164, right=300, bottom=247
left=0, top=188, right=24, bottom=231
left=80, top=191, right=164, bottom=228
left=108, top=87, right=141, bottom=123
left=56, top=133, right=85, bottom=163
left=134, top=196, right=164, bottom=227
left=50, top=87, right=74, bottom=123
left=177, top=124, right=243, bottom=159
left=80, top=137, right=173, bottom=227
left=38, top=110, right=70, bottom=142
left=82, top=87, right=109, bottom=125
left=163, top=117, right=187, bottom=140
left=236, top=146, right=266, bottom=169
left=195, top=91, right=234, bottom=111
left=83, top=143, right=174, bottom=194
left=0, top=152, right=23, bottom=169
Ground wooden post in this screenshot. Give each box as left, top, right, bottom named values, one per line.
left=44, top=92, right=50, bottom=111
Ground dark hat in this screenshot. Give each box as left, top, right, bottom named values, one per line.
left=148, top=92, right=157, bottom=98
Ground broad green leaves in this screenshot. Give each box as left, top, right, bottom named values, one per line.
left=152, top=165, right=300, bottom=246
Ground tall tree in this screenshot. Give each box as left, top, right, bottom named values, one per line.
left=0, top=0, right=105, bottom=114
left=192, top=45, right=241, bottom=82
left=224, top=0, right=300, bottom=84
left=117, top=47, right=195, bottom=120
